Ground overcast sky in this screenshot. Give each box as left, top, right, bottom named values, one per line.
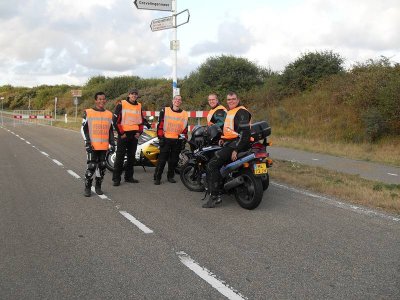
left=0, top=0, right=399, bottom=87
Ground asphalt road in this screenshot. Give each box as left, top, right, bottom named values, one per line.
left=1, top=119, right=399, bottom=299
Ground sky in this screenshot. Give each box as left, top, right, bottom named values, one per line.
left=0, top=0, right=399, bottom=87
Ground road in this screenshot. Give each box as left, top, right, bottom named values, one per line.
left=1, top=120, right=399, bottom=299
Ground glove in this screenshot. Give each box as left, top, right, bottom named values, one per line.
left=158, top=137, right=165, bottom=147
left=109, top=144, right=116, bottom=152
left=85, top=142, right=93, bottom=153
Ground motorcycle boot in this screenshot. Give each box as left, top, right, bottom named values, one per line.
left=84, top=178, right=92, bottom=197
left=202, top=193, right=222, bottom=208
left=95, top=178, right=103, bottom=195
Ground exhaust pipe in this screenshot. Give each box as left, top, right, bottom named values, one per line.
left=224, top=176, right=244, bottom=191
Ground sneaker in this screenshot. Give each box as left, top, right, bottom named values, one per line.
left=154, top=179, right=161, bottom=185
left=113, top=181, right=120, bottom=186
left=125, top=178, right=139, bottom=183
left=167, top=177, right=176, bottom=183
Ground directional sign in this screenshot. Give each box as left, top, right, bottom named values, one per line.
left=134, top=0, right=172, bottom=11
left=150, top=16, right=174, bottom=31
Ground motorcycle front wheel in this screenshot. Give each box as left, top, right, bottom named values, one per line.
left=180, top=162, right=205, bottom=192
left=105, top=151, right=116, bottom=172
left=234, top=169, right=264, bottom=210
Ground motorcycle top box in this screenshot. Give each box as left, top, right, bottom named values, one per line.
left=251, top=121, right=271, bottom=141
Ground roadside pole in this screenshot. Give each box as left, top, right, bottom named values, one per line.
left=1, top=96, right=4, bottom=126
left=54, top=97, right=57, bottom=121
left=172, top=0, right=178, bottom=97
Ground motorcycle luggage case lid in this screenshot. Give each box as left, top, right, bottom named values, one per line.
left=251, top=121, right=271, bottom=140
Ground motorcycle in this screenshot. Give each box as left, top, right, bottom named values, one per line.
left=180, top=122, right=272, bottom=210
left=105, top=128, right=160, bottom=172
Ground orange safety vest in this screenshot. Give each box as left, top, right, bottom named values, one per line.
left=86, top=109, right=113, bottom=150
left=207, top=105, right=227, bottom=126
left=222, top=106, right=250, bottom=140
left=163, top=107, right=188, bottom=139
left=121, top=100, right=142, bottom=131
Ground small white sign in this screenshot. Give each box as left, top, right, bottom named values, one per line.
left=170, top=40, right=180, bottom=50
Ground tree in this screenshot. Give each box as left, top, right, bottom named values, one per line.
left=281, top=50, right=344, bottom=93
left=181, top=55, right=272, bottom=99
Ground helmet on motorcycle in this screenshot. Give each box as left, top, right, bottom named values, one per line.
left=206, top=124, right=222, bottom=144
left=191, top=125, right=206, bottom=137
left=190, top=125, right=207, bottom=149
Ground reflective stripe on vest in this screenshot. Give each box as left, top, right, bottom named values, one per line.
left=221, top=106, right=249, bottom=140
left=121, top=100, right=142, bottom=131
left=86, top=109, right=113, bottom=150
left=207, top=105, right=227, bottom=126
left=163, top=107, right=188, bottom=139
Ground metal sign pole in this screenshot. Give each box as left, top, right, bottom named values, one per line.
left=1, top=97, right=4, bottom=126
left=54, top=97, right=57, bottom=121
left=172, top=0, right=178, bottom=97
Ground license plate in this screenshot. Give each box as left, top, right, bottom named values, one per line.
left=253, top=163, right=267, bottom=175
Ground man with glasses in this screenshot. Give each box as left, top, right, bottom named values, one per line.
left=203, top=91, right=252, bottom=208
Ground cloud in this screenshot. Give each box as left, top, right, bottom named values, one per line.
left=190, top=20, right=254, bottom=56
left=0, top=0, right=170, bottom=86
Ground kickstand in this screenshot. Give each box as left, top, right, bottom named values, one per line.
left=201, top=191, right=208, bottom=201
left=141, top=164, right=146, bottom=172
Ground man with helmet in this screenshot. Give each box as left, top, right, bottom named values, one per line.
left=112, top=88, right=150, bottom=186
left=203, top=91, right=252, bottom=208
left=81, top=92, right=115, bottom=197
left=206, top=93, right=227, bottom=130
left=154, top=95, right=188, bottom=185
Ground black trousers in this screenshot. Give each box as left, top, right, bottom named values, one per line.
left=154, top=138, right=181, bottom=180
left=112, top=132, right=138, bottom=182
left=85, top=150, right=107, bottom=181
left=206, top=147, right=234, bottom=195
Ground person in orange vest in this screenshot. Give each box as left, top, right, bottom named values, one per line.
left=154, top=95, right=188, bottom=185
left=81, top=92, right=115, bottom=197
left=112, top=88, right=150, bottom=186
left=206, top=93, right=227, bottom=129
left=203, top=91, right=252, bottom=208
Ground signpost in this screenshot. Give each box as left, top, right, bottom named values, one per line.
left=134, top=0, right=189, bottom=97
left=134, top=0, right=172, bottom=11
left=71, top=90, right=82, bottom=122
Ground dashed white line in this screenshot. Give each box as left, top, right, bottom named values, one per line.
left=40, top=151, right=49, bottom=157
left=119, top=211, right=154, bottom=234
left=52, top=159, right=63, bottom=166
left=387, top=173, right=398, bottom=177
left=312, top=158, right=319, bottom=161
left=25, top=141, right=31, bottom=144
left=177, top=251, right=247, bottom=300
left=67, top=170, right=81, bottom=179
left=20, top=137, right=25, bottom=141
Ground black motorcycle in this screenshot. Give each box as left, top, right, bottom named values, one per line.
left=180, top=122, right=272, bottom=210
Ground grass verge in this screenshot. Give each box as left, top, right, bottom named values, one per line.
left=271, top=159, right=400, bottom=215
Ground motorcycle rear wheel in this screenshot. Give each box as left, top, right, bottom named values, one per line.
left=180, top=162, right=205, bottom=192
left=234, top=169, right=264, bottom=210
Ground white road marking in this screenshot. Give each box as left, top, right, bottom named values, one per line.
left=40, top=151, right=49, bottom=157
left=272, top=182, right=400, bottom=222
left=52, top=159, right=63, bottom=166
left=119, top=211, right=154, bottom=234
left=387, top=173, right=398, bottom=177
left=20, top=137, right=25, bottom=141
left=25, top=141, right=31, bottom=144
left=312, top=158, right=319, bottom=161
left=67, top=170, right=81, bottom=179
left=177, top=251, right=247, bottom=300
